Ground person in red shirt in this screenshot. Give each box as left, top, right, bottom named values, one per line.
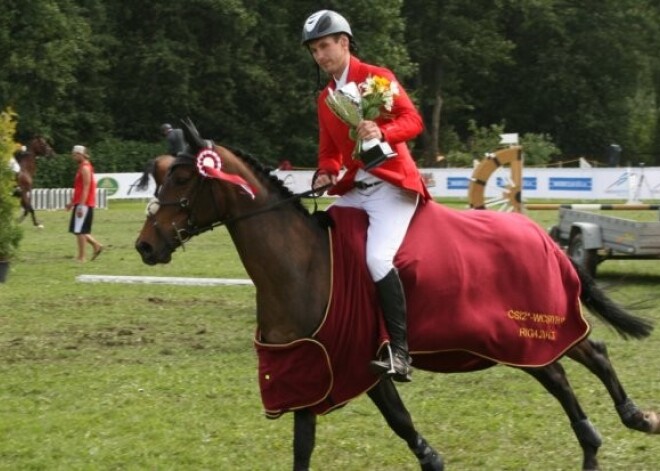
left=303, top=10, right=430, bottom=382
left=66, top=145, right=103, bottom=262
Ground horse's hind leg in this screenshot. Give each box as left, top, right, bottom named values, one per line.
left=567, top=338, right=660, bottom=434
left=21, top=194, right=42, bottom=227
left=523, top=363, right=603, bottom=471
left=17, top=200, right=28, bottom=223
left=367, top=380, right=444, bottom=470
left=29, top=208, right=42, bottom=227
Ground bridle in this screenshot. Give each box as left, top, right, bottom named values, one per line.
left=147, top=155, right=333, bottom=251
left=147, top=151, right=376, bottom=251
left=146, top=158, right=218, bottom=251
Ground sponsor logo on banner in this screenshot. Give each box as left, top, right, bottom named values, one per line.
left=447, top=177, right=470, bottom=190
left=549, top=177, right=592, bottom=191
left=496, top=176, right=537, bottom=190
left=605, top=171, right=632, bottom=195
left=97, top=177, right=119, bottom=196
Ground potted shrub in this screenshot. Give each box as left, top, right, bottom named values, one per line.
left=0, top=108, right=23, bottom=282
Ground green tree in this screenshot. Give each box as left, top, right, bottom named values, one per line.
left=403, top=0, right=514, bottom=166
left=0, top=0, right=110, bottom=148
left=0, top=108, right=23, bottom=262
left=1, top=0, right=659, bottom=172
left=481, top=0, right=660, bottom=163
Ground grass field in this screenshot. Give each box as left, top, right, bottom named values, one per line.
left=1, top=199, right=660, bottom=470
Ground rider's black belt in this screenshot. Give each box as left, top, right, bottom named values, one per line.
left=354, top=180, right=383, bottom=190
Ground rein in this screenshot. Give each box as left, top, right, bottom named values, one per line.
left=150, top=158, right=333, bottom=248
left=195, top=156, right=385, bottom=230
left=157, top=178, right=332, bottom=241
left=154, top=150, right=386, bottom=244
left=206, top=180, right=332, bottom=229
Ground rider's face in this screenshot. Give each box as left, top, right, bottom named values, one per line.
left=307, top=35, right=350, bottom=79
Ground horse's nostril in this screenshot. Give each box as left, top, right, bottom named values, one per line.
left=136, top=241, right=152, bottom=255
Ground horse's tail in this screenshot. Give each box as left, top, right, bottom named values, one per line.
left=574, top=260, right=654, bottom=339
left=135, top=158, right=157, bottom=191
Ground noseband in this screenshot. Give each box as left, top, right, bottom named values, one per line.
left=147, top=158, right=221, bottom=251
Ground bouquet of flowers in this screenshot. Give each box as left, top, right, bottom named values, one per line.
left=359, top=75, right=399, bottom=120
left=325, top=75, right=399, bottom=162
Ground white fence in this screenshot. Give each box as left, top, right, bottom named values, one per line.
left=32, top=188, right=109, bottom=210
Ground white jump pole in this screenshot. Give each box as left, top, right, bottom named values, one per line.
left=76, top=274, right=253, bottom=286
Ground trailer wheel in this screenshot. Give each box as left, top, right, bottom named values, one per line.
left=568, top=232, right=598, bottom=277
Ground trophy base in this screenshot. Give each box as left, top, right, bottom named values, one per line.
left=360, top=142, right=397, bottom=169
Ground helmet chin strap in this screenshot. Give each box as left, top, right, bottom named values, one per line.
left=316, top=64, right=323, bottom=92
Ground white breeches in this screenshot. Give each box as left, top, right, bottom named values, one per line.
left=330, top=173, right=419, bottom=282
left=9, top=158, right=20, bottom=174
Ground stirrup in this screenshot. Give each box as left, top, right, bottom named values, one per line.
left=370, top=344, right=412, bottom=383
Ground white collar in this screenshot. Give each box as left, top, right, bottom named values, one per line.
left=333, top=64, right=349, bottom=90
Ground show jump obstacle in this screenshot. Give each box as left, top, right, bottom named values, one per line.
left=467, top=147, right=659, bottom=212
left=76, top=275, right=253, bottom=286
left=467, top=146, right=523, bottom=212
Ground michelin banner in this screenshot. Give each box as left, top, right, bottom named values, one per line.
left=96, top=166, right=660, bottom=201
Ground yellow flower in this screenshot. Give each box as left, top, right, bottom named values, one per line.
left=359, top=75, right=399, bottom=120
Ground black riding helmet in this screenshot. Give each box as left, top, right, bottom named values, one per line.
left=301, top=10, right=358, bottom=91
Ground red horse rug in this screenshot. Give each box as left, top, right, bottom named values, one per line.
left=255, top=202, right=590, bottom=418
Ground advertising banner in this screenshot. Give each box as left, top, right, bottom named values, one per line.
left=92, top=167, right=660, bottom=202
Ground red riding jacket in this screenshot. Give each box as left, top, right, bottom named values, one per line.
left=316, top=56, right=430, bottom=200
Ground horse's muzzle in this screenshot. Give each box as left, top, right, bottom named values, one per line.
left=135, top=240, right=173, bottom=265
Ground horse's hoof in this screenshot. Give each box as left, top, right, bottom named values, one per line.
left=37, top=224, right=44, bottom=229
left=643, top=411, right=660, bottom=433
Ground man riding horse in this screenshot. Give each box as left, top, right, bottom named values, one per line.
left=13, top=136, right=55, bottom=227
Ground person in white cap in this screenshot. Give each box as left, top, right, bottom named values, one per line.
left=302, top=10, right=430, bottom=382
left=66, top=145, right=103, bottom=262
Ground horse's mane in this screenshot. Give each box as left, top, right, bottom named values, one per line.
left=136, top=145, right=315, bottom=219
left=224, top=145, right=312, bottom=218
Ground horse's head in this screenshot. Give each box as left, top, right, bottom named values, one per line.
left=28, top=136, right=55, bottom=158
left=135, top=119, right=262, bottom=265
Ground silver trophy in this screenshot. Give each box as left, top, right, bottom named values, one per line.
left=326, top=82, right=396, bottom=167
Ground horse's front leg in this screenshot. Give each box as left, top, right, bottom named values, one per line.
left=17, top=204, right=28, bottom=223
left=17, top=194, right=29, bottom=224
left=29, top=208, right=42, bottom=228
left=367, top=380, right=444, bottom=470
left=293, top=408, right=316, bottom=471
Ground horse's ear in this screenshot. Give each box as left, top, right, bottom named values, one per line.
left=180, top=117, right=207, bottom=152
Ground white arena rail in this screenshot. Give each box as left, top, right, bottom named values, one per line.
left=31, top=188, right=108, bottom=210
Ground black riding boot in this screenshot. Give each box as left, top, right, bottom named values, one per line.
left=369, top=268, right=412, bottom=382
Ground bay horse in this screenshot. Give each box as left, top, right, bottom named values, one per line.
left=135, top=119, right=659, bottom=471
left=14, top=136, right=56, bottom=227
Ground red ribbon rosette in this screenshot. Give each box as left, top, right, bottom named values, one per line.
left=195, top=148, right=256, bottom=199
